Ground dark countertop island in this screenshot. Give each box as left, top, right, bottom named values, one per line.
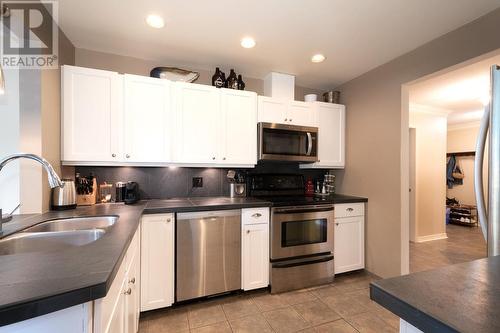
left=370, top=256, right=500, bottom=333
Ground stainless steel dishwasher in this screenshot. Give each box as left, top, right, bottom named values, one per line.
left=176, top=209, right=241, bottom=301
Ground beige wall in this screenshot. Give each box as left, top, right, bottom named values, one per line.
left=335, top=8, right=500, bottom=277
left=74, top=48, right=322, bottom=101
left=447, top=123, right=484, bottom=206
left=409, top=106, right=448, bottom=240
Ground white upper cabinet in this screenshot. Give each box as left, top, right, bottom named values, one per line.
left=172, top=82, right=220, bottom=164
left=301, top=102, right=345, bottom=169
left=62, top=65, right=123, bottom=163
left=257, top=97, right=317, bottom=127
left=288, top=101, right=317, bottom=127
left=220, top=89, right=257, bottom=165
left=123, top=75, right=172, bottom=163
left=257, top=96, right=287, bottom=124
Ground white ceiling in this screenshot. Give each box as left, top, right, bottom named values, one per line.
left=410, top=54, right=500, bottom=125
left=57, top=0, right=500, bottom=90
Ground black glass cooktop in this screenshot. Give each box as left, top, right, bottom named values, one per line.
left=255, top=195, right=334, bottom=207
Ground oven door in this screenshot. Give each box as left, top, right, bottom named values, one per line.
left=271, top=205, right=334, bottom=260
left=258, top=123, right=318, bottom=162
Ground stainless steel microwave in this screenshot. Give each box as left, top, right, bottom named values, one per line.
left=258, top=122, right=318, bottom=162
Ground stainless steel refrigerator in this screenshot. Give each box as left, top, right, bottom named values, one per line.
left=475, top=65, right=500, bottom=256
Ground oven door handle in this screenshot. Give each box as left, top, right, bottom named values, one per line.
left=306, top=132, right=313, bottom=156
left=272, top=255, right=334, bottom=268
left=274, top=207, right=334, bottom=214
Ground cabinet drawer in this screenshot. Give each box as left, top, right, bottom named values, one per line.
left=334, top=203, right=364, bottom=218
left=242, top=207, right=270, bottom=225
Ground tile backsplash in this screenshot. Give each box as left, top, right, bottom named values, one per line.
left=75, top=162, right=329, bottom=200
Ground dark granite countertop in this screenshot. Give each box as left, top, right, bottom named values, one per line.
left=370, top=256, right=500, bottom=333
left=327, top=193, right=368, bottom=204
left=0, top=194, right=365, bottom=327
left=0, top=197, right=272, bottom=327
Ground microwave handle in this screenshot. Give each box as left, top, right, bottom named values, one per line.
left=306, top=132, right=313, bottom=156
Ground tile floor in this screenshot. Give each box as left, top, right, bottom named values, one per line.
left=410, top=223, right=486, bottom=273
left=139, top=224, right=486, bottom=333
left=139, top=271, right=399, bottom=333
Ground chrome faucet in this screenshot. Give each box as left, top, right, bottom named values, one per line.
left=0, top=153, right=63, bottom=231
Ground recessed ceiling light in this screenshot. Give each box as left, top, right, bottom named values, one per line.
left=241, top=37, right=256, bottom=49
left=146, top=14, right=164, bottom=28
left=311, top=54, right=326, bottom=63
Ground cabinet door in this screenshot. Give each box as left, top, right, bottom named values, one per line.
left=123, top=75, right=172, bottom=163
left=242, top=223, right=269, bottom=290
left=317, top=103, right=345, bottom=167
left=257, top=96, right=287, bottom=124
left=288, top=101, right=317, bottom=127
left=125, top=238, right=140, bottom=333
left=334, top=216, right=364, bottom=274
left=220, top=89, right=257, bottom=165
left=173, top=83, right=220, bottom=163
left=106, top=278, right=126, bottom=333
left=62, top=65, right=123, bottom=162
left=141, top=214, right=174, bottom=311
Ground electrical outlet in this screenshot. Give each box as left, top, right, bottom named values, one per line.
left=192, top=177, right=203, bottom=188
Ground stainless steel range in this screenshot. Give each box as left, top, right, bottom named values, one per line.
left=249, top=174, right=335, bottom=293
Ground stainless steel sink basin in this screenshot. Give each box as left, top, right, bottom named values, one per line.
left=24, top=216, right=117, bottom=233
left=0, top=229, right=105, bottom=255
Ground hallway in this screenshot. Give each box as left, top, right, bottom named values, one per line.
left=410, top=224, right=486, bottom=273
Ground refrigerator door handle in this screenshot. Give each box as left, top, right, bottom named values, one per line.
left=475, top=103, right=490, bottom=240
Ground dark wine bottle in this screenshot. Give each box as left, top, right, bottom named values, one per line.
left=221, top=71, right=227, bottom=88
left=226, top=69, right=238, bottom=89
left=237, top=75, right=245, bottom=90
left=212, top=67, right=224, bottom=88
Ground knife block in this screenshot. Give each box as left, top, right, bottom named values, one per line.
left=77, top=178, right=97, bottom=206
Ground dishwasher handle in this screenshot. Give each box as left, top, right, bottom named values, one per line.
left=177, top=209, right=241, bottom=221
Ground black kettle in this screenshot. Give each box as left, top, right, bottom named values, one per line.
left=124, top=182, right=140, bottom=205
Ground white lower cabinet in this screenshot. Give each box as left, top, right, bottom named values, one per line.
left=94, top=226, right=141, bottom=333
left=334, top=203, right=365, bottom=274
left=241, top=208, right=270, bottom=290
left=140, top=214, right=175, bottom=311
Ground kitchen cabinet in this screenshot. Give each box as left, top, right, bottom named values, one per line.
left=301, top=102, right=345, bottom=169
left=94, top=227, right=140, bottom=333
left=62, top=65, right=123, bottom=163
left=172, top=82, right=221, bottom=164
left=123, top=74, right=172, bottom=163
left=257, top=97, right=317, bottom=127
left=241, top=208, right=270, bottom=290
left=220, top=89, right=257, bottom=165
left=140, top=214, right=174, bottom=311
left=334, top=203, right=365, bottom=274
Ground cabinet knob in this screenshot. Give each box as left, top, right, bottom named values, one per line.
left=212, top=157, right=216, bottom=160
left=289, top=119, right=292, bottom=122
left=129, top=277, right=136, bottom=284
left=124, top=288, right=132, bottom=295
left=126, top=154, right=130, bottom=158
left=284, top=118, right=288, bottom=121
left=112, top=153, right=116, bottom=158
left=246, top=230, right=251, bottom=234
left=336, top=223, right=339, bottom=226
left=166, top=218, right=171, bottom=223
left=346, top=208, right=354, bottom=212
left=223, top=157, right=226, bottom=161
left=252, top=213, right=262, bottom=218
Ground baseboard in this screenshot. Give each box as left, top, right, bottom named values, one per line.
left=415, top=233, right=448, bottom=243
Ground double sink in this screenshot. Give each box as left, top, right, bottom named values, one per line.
left=0, top=216, right=118, bottom=255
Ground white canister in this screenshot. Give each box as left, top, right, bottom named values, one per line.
left=304, top=94, right=317, bottom=102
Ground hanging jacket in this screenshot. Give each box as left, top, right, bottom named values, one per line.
left=447, top=155, right=456, bottom=189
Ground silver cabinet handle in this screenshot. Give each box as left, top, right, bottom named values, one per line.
left=166, top=218, right=171, bottom=223
left=223, top=157, right=226, bottom=161
left=252, top=213, right=262, bottom=218
left=129, top=277, right=136, bottom=284
left=126, top=154, right=130, bottom=158
left=124, top=288, right=132, bottom=295
left=212, top=157, right=216, bottom=160
left=284, top=118, right=288, bottom=121
left=346, top=208, right=354, bottom=212
left=112, top=153, right=116, bottom=157
left=289, top=118, right=293, bottom=122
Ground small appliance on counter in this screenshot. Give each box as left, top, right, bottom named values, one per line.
left=51, top=179, right=77, bottom=210
left=227, top=170, right=247, bottom=198
left=115, top=181, right=126, bottom=202
left=124, top=181, right=140, bottom=205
